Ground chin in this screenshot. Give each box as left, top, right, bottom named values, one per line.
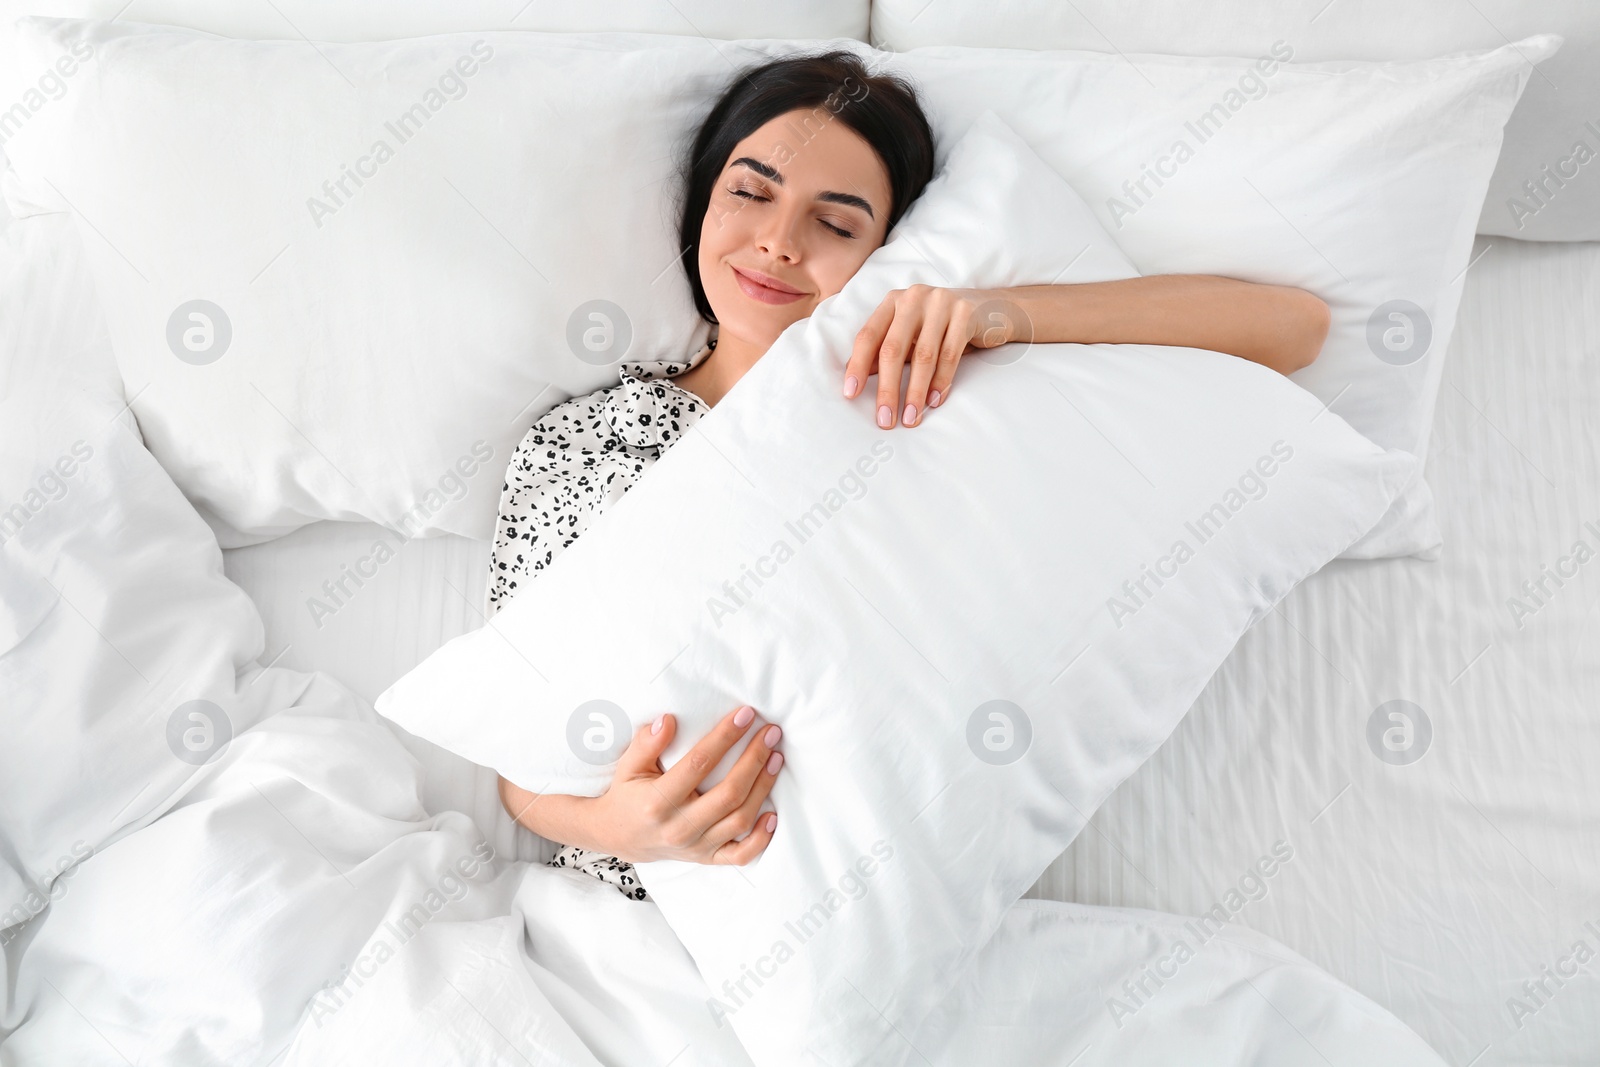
left=716, top=303, right=805, bottom=350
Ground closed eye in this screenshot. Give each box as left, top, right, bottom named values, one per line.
left=728, top=187, right=857, bottom=239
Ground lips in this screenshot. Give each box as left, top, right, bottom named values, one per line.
left=731, top=265, right=806, bottom=305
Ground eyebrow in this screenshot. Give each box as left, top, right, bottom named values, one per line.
left=729, top=156, right=877, bottom=220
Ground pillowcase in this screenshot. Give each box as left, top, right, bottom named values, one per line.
left=374, top=110, right=1420, bottom=1065
left=883, top=36, right=1553, bottom=557
left=3, top=20, right=1536, bottom=559
left=1, top=21, right=1545, bottom=557
left=871, top=0, right=1593, bottom=243
left=0, top=18, right=767, bottom=546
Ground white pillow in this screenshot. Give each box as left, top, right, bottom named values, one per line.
left=3, top=18, right=746, bottom=546
left=4, top=22, right=1542, bottom=555
left=883, top=37, right=1553, bottom=558
left=871, top=0, right=1594, bottom=243
left=374, top=110, right=1419, bottom=1064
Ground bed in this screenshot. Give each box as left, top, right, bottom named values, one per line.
left=2, top=4, right=1596, bottom=1065
left=222, top=231, right=1600, bottom=1066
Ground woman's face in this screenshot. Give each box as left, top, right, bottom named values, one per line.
left=698, top=107, right=893, bottom=350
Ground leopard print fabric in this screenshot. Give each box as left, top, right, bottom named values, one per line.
left=487, top=335, right=715, bottom=900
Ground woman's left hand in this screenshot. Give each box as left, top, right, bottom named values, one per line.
left=841, top=285, right=1029, bottom=428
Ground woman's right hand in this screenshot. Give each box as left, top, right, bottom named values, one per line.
left=573, top=704, right=784, bottom=865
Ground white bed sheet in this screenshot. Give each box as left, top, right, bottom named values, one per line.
left=218, top=234, right=1600, bottom=1066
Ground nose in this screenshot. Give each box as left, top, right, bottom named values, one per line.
left=754, top=206, right=803, bottom=263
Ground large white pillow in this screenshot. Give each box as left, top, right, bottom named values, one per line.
left=2, top=22, right=1543, bottom=556
left=374, top=110, right=1419, bottom=1065
left=872, top=0, right=1595, bottom=243
left=882, top=36, right=1552, bottom=557
left=0, top=0, right=869, bottom=166
left=2, top=18, right=745, bottom=546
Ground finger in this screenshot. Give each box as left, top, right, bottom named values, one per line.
left=711, top=811, right=778, bottom=866
left=926, top=302, right=976, bottom=409
left=656, top=703, right=759, bottom=803
left=688, top=722, right=783, bottom=828
left=844, top=294, right=900, bottom=399
left=901, top=295, right=952, bottom=426
left=704, top=740, right=783, bottom=847
left=875, top=289, right=923, bottom=429
left=613, top=712, right=676, bottom=780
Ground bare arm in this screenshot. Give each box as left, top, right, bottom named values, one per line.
left=843, top=276, right=1331, bottom=427
left=496, top=705, right=784, bottom=865
left=1003, top=275, right=1330, bottom=376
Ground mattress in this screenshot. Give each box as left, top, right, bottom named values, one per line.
left=10, top=197, right=1594, bottom=1061
left=219, top=233, right=1600, bottom=1065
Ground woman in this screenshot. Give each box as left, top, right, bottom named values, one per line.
left=493, top=51, right=1330, bottom=900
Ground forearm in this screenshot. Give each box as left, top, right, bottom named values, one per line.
left=498, top=774, right=598, bottom=847
left=1003, top=275, right=1329, bottom=375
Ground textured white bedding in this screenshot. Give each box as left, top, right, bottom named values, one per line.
left=8, top=199, right=1594, bottom=1062
left=221, top=234, right=1600, bottom=1065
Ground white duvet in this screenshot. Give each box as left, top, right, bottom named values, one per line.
left=0, top=666, right=1447, bottom=1067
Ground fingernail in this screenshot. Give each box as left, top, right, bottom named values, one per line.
left=877, top=404, right=892, bottom=428
left=929, top=388, right=941, bottom=407
left=766, top=751, right=784, bottom=775
left=903, top=403, right=917, bottom=426
left=843, top=374, right=859, bottom=397
left=765, top=813, right=778, bottom=833
left=764, top=724, right=782, bottom=746
left=651, top=714, right=665, bottom=735
left=733, top=705, right=755, bottom=728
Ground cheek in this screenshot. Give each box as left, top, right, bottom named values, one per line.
left=811, top=246, right=874, bottom=300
